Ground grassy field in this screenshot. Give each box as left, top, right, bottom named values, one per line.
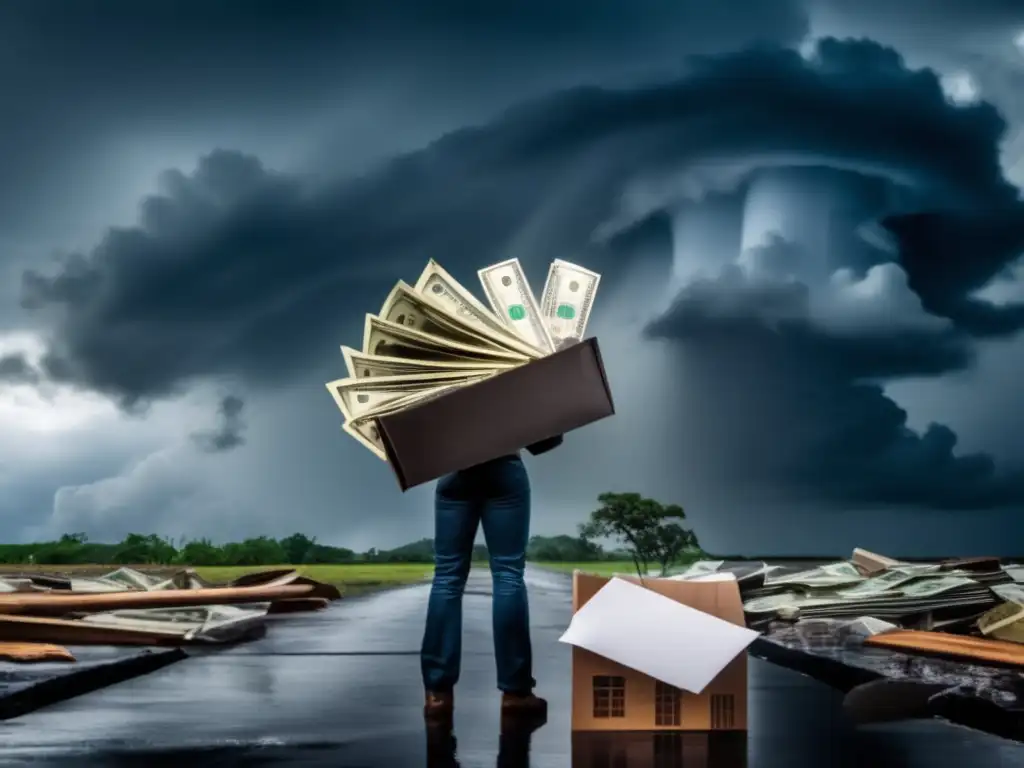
left=11, top=563, right=435, bottom=596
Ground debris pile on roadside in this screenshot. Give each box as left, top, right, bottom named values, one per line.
left=663, top=550, right=1024, bottom=668
left=0, top=567, right=342, bottom=661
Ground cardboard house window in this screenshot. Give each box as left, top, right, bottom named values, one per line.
left=710, top=694, right=735, bottom=729
left=654, top=681, right=682, bottom=726
left=592, top=675, right=626, bottom=718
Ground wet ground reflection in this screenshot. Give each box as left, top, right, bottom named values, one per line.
left=571, top=732, right=747, bottom=768
left=427, top=718, right=549, bottom=768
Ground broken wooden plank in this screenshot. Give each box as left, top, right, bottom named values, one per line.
left=0, top=642, right=75, bottom=663
left=0, top=615, right=185, bottom=646
left=864, top=629, right=1024, bottom=668
left=0, top=584, right=313, bottom=617
left=227, top=570, right=342, bottom=601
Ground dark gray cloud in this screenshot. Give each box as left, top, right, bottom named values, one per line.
left=0, top=0, right=808, bottom=243
left=644, top=243, right=1024, bottom=510
left=883, top=210, right=1024, bottom=336
left=0, top=354, right=39, bottom=386
left=191, top=395, right=247, bottom=454
left=19, top=40, right=1023, bottom=406
left=819, top=0, right=1024, bottom=29
left=14, top=38, right=1024, bottom=514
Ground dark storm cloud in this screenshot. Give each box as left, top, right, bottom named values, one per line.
left=644, top=233, right=1024, bottom=510
left=884, top=210, right=1024, bottom=336
left=648, top=295, right=1024, bottom=509
left=191, top=396, right=247, bottom=454
left=0, top=0, right=808, bottom=240
left=649, top=264, right=972, bottom=381
left=818, top=0, right=1024, bottom=38
left=0, top=354, right=39, bottom=386
left=19, top=39, right=1024, bottom=411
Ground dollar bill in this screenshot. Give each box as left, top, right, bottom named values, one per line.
left=540, top=259, right=601, bottom=350
left=978, top=601, right=1024, bottom=636
left=413, top=260, right=546, bottom=358
left=478, top=258, right=554, bottom=353
left=343, top=421, right=388, bottom=461
left=379, top=281, right=534, bottom=359
left=982, top=616, right=1024, bottom=644
left=362, top=314, right=525, bottom=364
left=992, top=583, right=1024, bottom=605
left=836, top=565, right=943, bottom=598
left=744, top=591, right=845, bottom=614
left=345, top=382, right=467, bottom=460
left=341, top=346, right=511, bottom=380
left=766, top=562, right=864, bottom=587
left=326, top=371, right=491, bottom=420
left=892, top=575, right=977, bottom=598
left=1002, top=566, right=1024, bottom=583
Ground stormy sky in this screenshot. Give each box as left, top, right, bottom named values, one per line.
left=2, top=0, right=1024, bottom=556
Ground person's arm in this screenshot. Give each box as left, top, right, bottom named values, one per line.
left=525, top=434, right=563, bottom=456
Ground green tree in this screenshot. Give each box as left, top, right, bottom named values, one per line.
left=177, top=538, right=225, bottom=566
left=221, top=536, right=287, bottom=565
left=112, top=534, right=177, bottom=564
left=650, top=522, right=697, bottom=576
left=579, top=492, right=690, bottom=577
left=305, top=543, right=356, bottom=563
left=279, top=533, right=317, bottom=564
left=527, top=534, right=604, bottom=562
left=381, top=539, right=434, bottom=563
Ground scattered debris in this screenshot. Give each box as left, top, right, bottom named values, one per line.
left=669, top=549, right=1019, bottom=638
left=0, top=642, right=75, bottom=663
left=0, top=568, right=342, bottom=656
left=0, top=584, right=312, bottom=617
left=865, top=630, right=1024, bottom=668
left=669, top=549, right=1024, bottom=735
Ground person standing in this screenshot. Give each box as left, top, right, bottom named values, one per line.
left=420, top=435, right=563, bottom=723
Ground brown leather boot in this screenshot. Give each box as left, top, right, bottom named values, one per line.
left=501, top=691, right=547, bottom=721
left=424, top=690, right=454, bottom=722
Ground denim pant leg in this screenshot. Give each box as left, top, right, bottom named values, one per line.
left=421, top=473, right=480, bottom=691
left=480, top=456, right=535, bottom=693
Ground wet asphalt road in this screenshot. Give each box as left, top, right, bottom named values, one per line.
left=1, top=567, right=1023, bottom=767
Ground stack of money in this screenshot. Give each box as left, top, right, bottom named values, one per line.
left=326, top=257, right=601, bottom=460
left=744, top=565, right=998, bottom=622
left=666, top=560, right=787, bottom=590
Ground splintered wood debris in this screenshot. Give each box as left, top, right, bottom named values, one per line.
left=0, top=568, right=342, bottom=659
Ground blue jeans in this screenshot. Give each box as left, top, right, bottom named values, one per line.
left=421, top=454, right=535, bottom=693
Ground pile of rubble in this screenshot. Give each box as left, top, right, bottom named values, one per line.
left=667, top=550, right=1024, bottom=667
left=0, top=567, right=341, bottom=662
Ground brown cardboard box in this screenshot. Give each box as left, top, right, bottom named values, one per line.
left=570, top=572, right=749, bottom=732
left=376, top=337, right=614, bottom=491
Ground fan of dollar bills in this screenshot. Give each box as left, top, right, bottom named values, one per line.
left=326, top=257, right=601, bottom=461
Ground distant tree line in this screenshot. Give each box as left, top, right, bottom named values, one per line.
left=0, top=532, right=627, bottom=566
left=0, top=492, right=702, bottom=568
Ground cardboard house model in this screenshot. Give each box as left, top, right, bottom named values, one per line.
left=563, top=572, right=756, bottom=732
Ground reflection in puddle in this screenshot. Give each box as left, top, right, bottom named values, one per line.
left=426, top=719, right=547, bottom=768
left=573, top=732, right=748, bottom=768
